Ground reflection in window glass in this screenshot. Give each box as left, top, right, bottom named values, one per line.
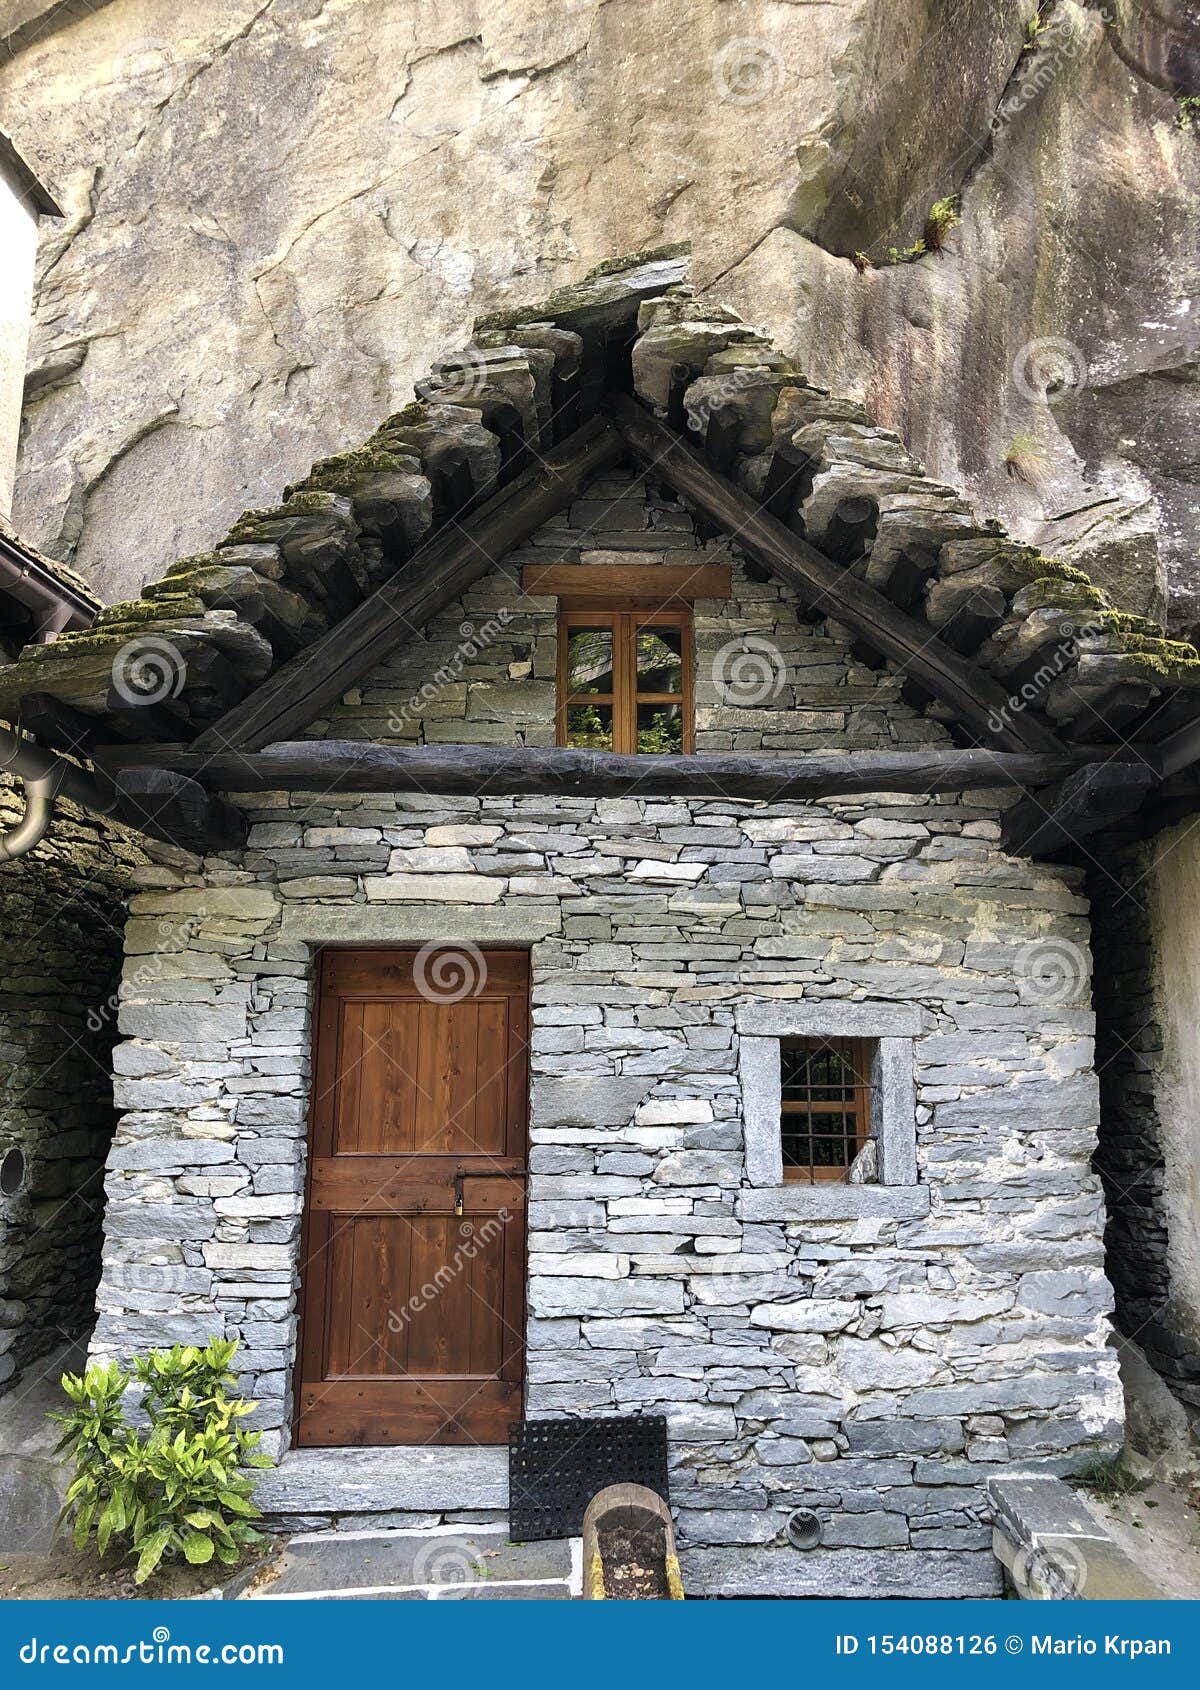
left=636, top=702, right=683, bottom=754
left=565, top=626, right=614, bottom=695
left=565, top=701, right=613, bottom=750
left=636, top=626, right=683, bottom=694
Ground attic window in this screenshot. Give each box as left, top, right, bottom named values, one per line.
left=781, top=1036, right=876, bottom=1184
left=557, top=608, right=693, bottom=754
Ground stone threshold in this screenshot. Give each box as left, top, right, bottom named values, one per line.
left=255, top=1446, right=509, bottom=1517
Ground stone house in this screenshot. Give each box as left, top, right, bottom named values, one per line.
left=3, top=249, right=1200, bottom=1596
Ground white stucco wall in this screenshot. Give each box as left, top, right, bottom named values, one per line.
left=0, top=155, right=39, bottom=520
left=1148, top=823, right=1200, bottom=1365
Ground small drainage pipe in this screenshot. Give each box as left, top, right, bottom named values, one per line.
left=0, top=725, right=117, bottom=862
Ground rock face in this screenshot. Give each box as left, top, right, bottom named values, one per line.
left=1, top=0, right=1196, bottom=629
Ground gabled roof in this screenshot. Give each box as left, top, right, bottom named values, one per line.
left=1, top=246, right=1198, bottom=777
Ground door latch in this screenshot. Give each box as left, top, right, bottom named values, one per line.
left=453, top=1169, right=464, bottom=1217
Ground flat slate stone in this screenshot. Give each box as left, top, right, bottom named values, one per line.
left=263, top=1529, right=572, bottom=1595
left=256, top=1447, right=508, bottom=1515
left=679, top=1546, right=1002, bottom=1599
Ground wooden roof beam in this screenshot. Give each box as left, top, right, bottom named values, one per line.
left=609, top=396, right=1066, bottom=756
left=190, top=416, right=625, bottom=754
left=96, top=740, right=1098, bottom=805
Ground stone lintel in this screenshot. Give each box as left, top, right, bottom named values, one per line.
left=278, top=905, right=563, bottom=946
left=735, top=1001, right=927, bottom=1037
left=679, top=1545, right=1001, bottom=1599
left=738, top=1185, right=930, bottom=1222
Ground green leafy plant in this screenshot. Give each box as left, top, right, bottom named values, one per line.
left=923, top=196, right=961, bottom=253
left=1178, top=95, right=1200, bottom=132
left=52, top=1339, right=272, bottom=1585
left=1021, top=5, right=1054, bottom=56
left=884, top=238, right=928, bottom=266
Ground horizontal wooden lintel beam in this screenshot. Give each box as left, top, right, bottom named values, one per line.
left=521, top=562, right=732, bottom=601
left=93, top=741, right=1109, bottom=804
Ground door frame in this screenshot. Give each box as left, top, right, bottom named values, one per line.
left=292, top=943, right=532, bottom=1449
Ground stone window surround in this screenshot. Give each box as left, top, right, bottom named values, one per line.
left=735, top=1002, right=926, bottom=1222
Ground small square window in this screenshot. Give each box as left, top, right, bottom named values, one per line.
left=780, top=1036, right=876, bottom=1185
left=736, top=1005, right=922, bottom=1214
left=556, top=608, right=693, bottom=754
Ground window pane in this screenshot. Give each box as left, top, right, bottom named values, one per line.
left=565, top=701, right=613, bottom=750
left=637, top=702, right=683, bottom=754
left=565, top=626, right=614, bottom=695
left=636, top=625, right=683, bottom=694
left=780, top=1037, right=875, bottom=1185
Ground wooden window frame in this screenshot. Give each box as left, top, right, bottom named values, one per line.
left=779, top=1035, right=875, bottom=1186
left=556, top=606, right=694, bottom=755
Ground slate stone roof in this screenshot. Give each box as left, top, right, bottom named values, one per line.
left=0, top=246, right=1196, bottom=748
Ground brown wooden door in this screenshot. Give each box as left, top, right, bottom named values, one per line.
left=296, top=947, right=528, bottom=1446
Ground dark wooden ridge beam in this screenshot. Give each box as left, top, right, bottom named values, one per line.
left=191, top=416, right=625, bottom=755
left=609, top=396, right=1064, bottom=756
left=95, top=741, right=1098, bottom=804
left=1000, top=760, right=1160, bottom=859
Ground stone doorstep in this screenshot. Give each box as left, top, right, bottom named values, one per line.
left=243, top=1524, right=582, bottom=1601
left=255, top=1446, right=509, bottom=1516
left=988, top=1475, right=1167, bottom=1601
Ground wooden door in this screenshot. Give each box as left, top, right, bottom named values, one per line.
left=296, top=948, right=528, bottom=1446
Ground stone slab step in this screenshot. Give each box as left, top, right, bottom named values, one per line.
left=243, top=1527, right=580, bottom=1601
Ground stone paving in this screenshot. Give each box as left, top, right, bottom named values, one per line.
left=242, top=1527, right=580, bottom=1602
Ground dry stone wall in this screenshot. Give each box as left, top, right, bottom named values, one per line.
left=0, top=781, right=142, bottom=1392
left=91, top=780, right=1120, bottom=1598
left=89, top=492, right=1121, bottom=1597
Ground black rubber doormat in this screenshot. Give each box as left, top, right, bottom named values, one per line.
left=507, top=1415, right=670, bottom=1541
